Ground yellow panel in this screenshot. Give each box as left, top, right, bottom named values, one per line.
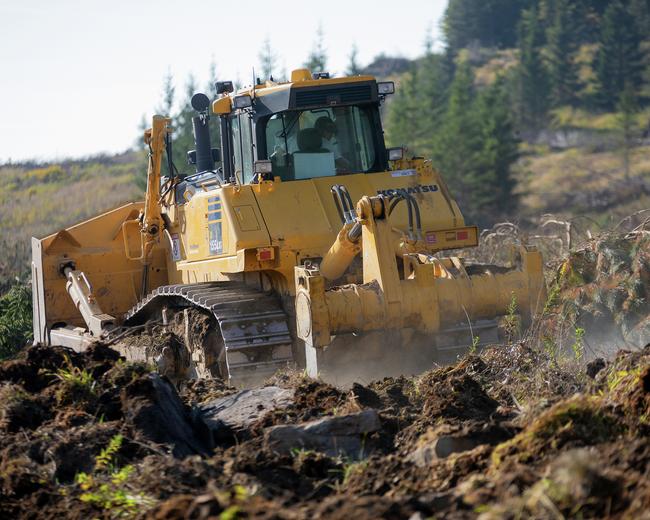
left=233, top=205, right=260, bottom=231
left=252, top=165, right=464, bottom=258
left=176, top=186, right=270, bottom=269
left=38, top=202, right=169, bottom=327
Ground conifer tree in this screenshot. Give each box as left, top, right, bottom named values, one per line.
left=594, top=1, right=644, bottom=109
left=415, top=52, right=449, bottom=157
left=432, top=60, right=481, bottom=204
left=617, top=83, right=639, bottom=180
left=546, top=0, right=579, bottom=107
left=171, top=75, right=198, bottom=172
left=474, top=77, right=519, bottom=218
left=629, top=0, right=650, bottom=37
left=346, top=44, right=361, bottom=76
left=304, top=23, right=328, bottom=73
left=444, top=0, right=528, bottom=54
left=385, top=65, right=421, bottom=152
left=515, top=5, right=549, bottom=128
left=258, top=36, right=278, bottom=81
left=156, top=70, right=175, bottom=117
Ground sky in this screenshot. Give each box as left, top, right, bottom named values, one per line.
left=0, top=0, right=447, bottom=163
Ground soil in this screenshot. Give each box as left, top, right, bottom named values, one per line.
left=0, top=337, right=648, bottom=519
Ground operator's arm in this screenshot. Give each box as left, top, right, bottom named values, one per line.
left=323, top=137, right=352, bottom=173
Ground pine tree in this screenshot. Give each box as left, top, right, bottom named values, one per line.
left=432, top=60, right=481, bottom=207
left=474, top=77, right=519, bottom=219
left=385, top=65, right=421, bottom=151
left=207, top=57, right=217, bottom=96
left=443, top=0, right=482, bottom=53
left=304, top=23, right=328, bottom=73
left=594, top=1, right=644, bottom=109
left=415, top=52, right=449, bottom=157
left=444, top=0, right=528, bottom=54
left=346, top=44, right=361, bottom=76
left=546, top=0, right=579, bottom=107
left=515, top=5, right=549, bottom=129
left=629, top=0, right=650, bottom=37
left=258, top=36, right=278, bottom=81
left=172, top=75, right=198, bottom=172
left=617, top=83, right=639, bottom=180
left=156, top=70, right=175, bottom=117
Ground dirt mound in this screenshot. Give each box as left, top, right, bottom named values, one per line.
left=0, top=338, right=648, bottom=518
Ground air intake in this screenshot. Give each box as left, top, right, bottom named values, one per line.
left=293, top=83, right=375, bottom=108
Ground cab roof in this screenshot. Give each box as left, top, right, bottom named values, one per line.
left=214, top=69, right=380, bottom=121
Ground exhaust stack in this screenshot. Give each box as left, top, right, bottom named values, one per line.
left=187, top=93, right=220, bottom=174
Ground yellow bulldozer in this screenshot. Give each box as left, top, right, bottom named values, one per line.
left=32, top=68, right=546, bottom=386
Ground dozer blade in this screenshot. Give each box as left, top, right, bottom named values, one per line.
left=124, top=282, right=293, bottom=387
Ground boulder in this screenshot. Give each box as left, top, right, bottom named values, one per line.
left=408, top=424, right=510, bottom=467
left=199, top=386, right=294, bottom=442
left=121, top=373, right=211, bottom=458
left=265, top=409, right=381, bottom=458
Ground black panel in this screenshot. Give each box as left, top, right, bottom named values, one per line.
left=291, top=81, right=377, bottom=109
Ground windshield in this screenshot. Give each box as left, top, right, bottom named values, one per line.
left=263, top=105, right=379, bottom=181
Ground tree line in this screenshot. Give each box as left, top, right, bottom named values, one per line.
left=386, top=0, right=649, bottom=224
left=144, top=2, right=649, bottom=224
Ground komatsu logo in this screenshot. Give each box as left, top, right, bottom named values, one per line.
left=377, top=184, right=439, bottom=196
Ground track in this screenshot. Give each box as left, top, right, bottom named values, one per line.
left=124, top=282, right=294, bottom=386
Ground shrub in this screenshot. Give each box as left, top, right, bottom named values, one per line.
left=0, top=282, right=32, bottom=359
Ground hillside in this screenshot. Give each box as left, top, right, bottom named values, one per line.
left=0, top=152, right=144, bottom=289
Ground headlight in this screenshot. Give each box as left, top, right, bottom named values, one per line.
left=215, top=81, right=234, bottom=94
left=378, top=81, right=395, bottom=95
left=387, top=147, right=404, bottom=161
left=254, top=160, right=273, bottom=175
left=233, top=94, right=252, bottom=109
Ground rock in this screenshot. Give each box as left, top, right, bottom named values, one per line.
left=624, top=316, right=650, bottom=349
left=121, top=373, right=211, bottom=458
left=199, top=386, right=294, bottom=442
left=265, top=409, right=381, bottom=458
left=407, top=425, right=505, bottom=467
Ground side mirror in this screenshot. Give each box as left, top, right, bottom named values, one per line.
left=188, top=148, right=221, bottom=166
left=187, top=150, right=197, bottom=166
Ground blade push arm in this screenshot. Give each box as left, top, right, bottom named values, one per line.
left=142, top=115, right=171, bottom=262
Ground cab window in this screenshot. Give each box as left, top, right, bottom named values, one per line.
left=261, top=105, right=380, bottom=181
left=231, top=113, right=254, bottom=183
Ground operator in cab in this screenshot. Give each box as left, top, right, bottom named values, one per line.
left=315, top=116, right=351, bottom=173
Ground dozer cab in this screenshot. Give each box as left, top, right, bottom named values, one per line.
left=32, top=68, right=546, bottom=386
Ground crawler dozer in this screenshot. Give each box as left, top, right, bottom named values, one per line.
left=32, top=68, right=546, bottom=386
